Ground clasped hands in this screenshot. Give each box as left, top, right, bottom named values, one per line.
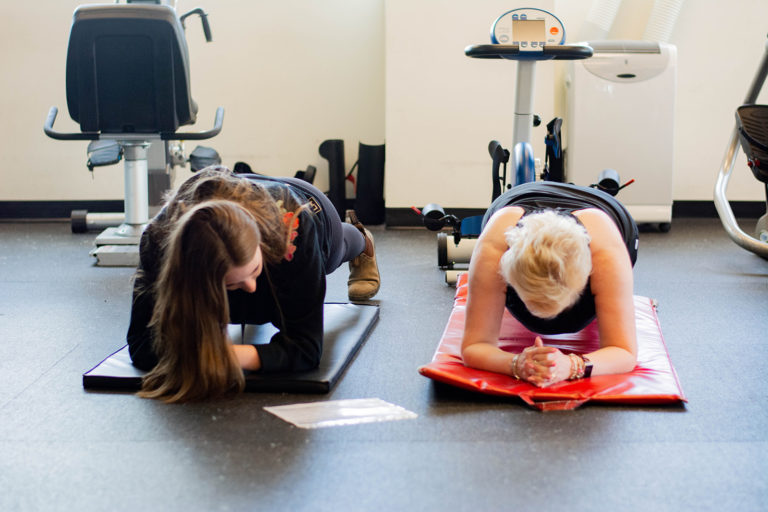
left=511, top=337, right=572, bottom=387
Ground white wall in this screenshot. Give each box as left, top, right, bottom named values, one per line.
left=2, top=0, right=768, bottom=207
left=0, top=0, right=384, bottom=201
left=385, top=0, right=768, bottom=209
left=554, top=0, right=768, bottom=202
left=385, top=0, right=556, bottom=209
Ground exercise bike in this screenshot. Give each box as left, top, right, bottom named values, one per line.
left=714, top=34, right=768, bottom=260
left=44, top=0, right=223, bottom=266
left=416, top=8, right=617, bottom=284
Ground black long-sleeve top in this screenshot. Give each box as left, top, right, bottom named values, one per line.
left=126, top=177, right=331, bottom=373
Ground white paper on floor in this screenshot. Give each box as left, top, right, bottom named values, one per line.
left=264, top=398, right=418, bottom=429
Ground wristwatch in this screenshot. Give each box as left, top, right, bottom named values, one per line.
left=582, top=356, right=593, bottom=378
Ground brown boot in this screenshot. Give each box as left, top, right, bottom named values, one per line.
left=346, top=210, right=380, bottom=301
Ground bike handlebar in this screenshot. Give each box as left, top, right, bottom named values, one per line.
left=465, top=44, right=593, bottom=61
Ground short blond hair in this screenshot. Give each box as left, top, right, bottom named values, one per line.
left=499, top=210, right=592, bottom=319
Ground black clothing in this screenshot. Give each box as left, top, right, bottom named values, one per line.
left=482, top=182, right=639, bottom=335
left=126, top=174, right=362, bottom=373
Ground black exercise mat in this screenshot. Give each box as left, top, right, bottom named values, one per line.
left=83, top=303, right=379, bottom=394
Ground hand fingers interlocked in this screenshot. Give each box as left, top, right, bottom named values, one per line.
left=517, top=337, right=566, bottom=387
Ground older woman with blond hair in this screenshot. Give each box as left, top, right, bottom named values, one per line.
left=461, top=182, right=639, bottom=387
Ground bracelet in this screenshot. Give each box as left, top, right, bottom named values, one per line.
left=568, top=353, right=587, bottom=380
left=567, top=353, right=578, bottom=380
left=511, top=354, right=521, bottom=379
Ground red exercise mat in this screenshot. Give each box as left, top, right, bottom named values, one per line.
left=418, top=273, right=686, bottom=411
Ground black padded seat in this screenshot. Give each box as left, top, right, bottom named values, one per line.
left=736, top=105, right=768, bottom=184
left=65, top=4, right=197, bottom=136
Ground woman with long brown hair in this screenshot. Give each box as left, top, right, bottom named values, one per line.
left=127, top=166, right=379, bottom=403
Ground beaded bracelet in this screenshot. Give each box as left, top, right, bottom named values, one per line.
left=511, top=354, right=521, bottom=380
left=567, top=353, right=586, bottom=380
left=567, top=353, right=579, bottom=380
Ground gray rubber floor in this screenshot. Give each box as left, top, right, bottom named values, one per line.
left=1, top=217, right=766, bottom=511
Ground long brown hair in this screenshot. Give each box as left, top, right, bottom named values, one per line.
left=162, top=166, right=294, bottom=265
left=138, top=167, right=302, bottom=402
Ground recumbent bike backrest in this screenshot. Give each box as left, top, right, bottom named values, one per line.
left=65, top=4, right=197, bottom=136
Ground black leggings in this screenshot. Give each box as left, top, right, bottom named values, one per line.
left=483, top=181, right=639, bottom=265
left=277, top=177, right=365, bottom=274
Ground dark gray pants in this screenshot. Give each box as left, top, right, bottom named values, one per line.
left=273, top=177, right=365, bottom=274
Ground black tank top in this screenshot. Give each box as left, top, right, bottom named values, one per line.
left=482, top=182, right=639, bottom=334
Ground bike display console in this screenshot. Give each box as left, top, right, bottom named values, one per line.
left=491, top=8, right=565, bottom=51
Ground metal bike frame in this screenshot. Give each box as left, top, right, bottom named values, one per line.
left=714, top=37, right=768, bottom=259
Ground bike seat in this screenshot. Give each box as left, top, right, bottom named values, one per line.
left=736, top=104, right=768, bottom=183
